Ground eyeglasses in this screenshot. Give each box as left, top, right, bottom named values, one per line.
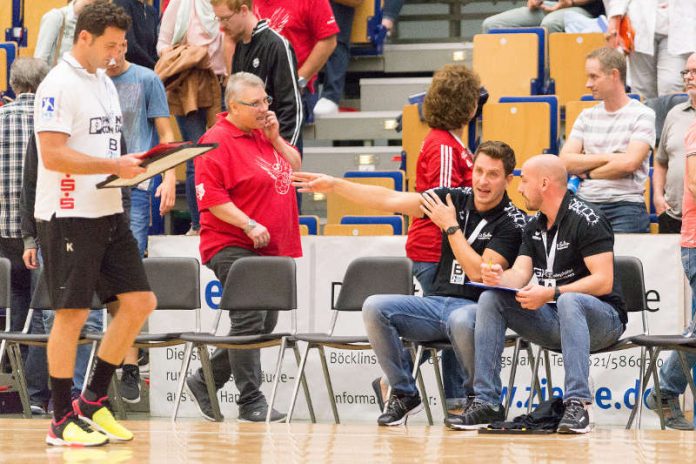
left=235, top=95, right=273, bottom=109
left=680, top=69, right=696, bottom=79
left=215, top=14, right=237, bottom=23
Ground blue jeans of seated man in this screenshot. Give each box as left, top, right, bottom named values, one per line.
left=362, top=294, right=477, bottom=398
left=473, top=291, right=625, bottom=405
left=43, top=309, right=104, bottom=396
left=412, top=261, right=467, bottom=408
left=594, top=201, right=650, bottom=233
left=657, top=247, right=696, bottom=398
left=322, top=2, right=354, bottom=105
left=176, top=109, right=207, bottom=232
left=130, top=186, right=153, bottom=257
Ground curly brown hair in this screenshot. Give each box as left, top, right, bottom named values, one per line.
left=423, top=64, right=480, bottom=131
left=74, top=0, right=131, bottom=43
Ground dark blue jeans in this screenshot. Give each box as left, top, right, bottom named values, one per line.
left=322, top=2, right=355, bottom=105
left=595, top=201, right=650, bottom=233
left=176, top=109, right=208, bottom=231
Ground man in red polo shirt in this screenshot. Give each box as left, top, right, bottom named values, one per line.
left=185, top=72, right=302, bottom=423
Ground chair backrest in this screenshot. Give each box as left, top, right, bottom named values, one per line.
left=324, top=223, right=395, bottom=236
left=614, top=255, right=647, bottom=313
left=0, top=257, right=10, bottom=309
left=344, top=170, right=405, bottom=192
left=473, top=33, right=539, bottom=102
left=564, top=100, right=597, bottom=140
left=327, top=177, right=395, bottom=223
left=340, top=215, right=405, bottom=234
left=482, top=101, right=552, bottom=168
left=143, top=257, right=200, bottom=310
left=351, top=0, right=379, bottom=44
left=549, top=32, right=605, bottom=106
left=499, top=95, right=559, bottom=154
left=220, top=256, right=296, bottom=311
left=334, top=257, right=413, bottom=311
left=299, top=215, right=320, bottom=235
left=30, top=270, right=103, bottom=311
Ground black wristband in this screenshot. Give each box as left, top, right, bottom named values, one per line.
left=554, top=287, right=561, bottom=300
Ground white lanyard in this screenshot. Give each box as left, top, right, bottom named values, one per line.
left=463, top=211, right=488, bottom=245
left=541, top=229, right=558, bottom=278
left=64, top=58, right=119, bottom=129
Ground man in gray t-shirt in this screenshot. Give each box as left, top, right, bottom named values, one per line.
left=653, top=52, right=696, bottom=233
left=560, top=47, right=655, bottom=233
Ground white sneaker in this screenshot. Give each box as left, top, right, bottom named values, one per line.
left=313, top=98, right=339, bottom=116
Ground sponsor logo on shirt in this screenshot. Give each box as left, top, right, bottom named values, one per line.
left=449, top=261, right=465, bottom=285
left=41, top=97, right=56, bottom=121
left=532, top=230, right=542, bottom=240
left=252, top=57, right=260, bottom=68
left=557, top=240, right=570, bottom=250
left=568, top=197, right=600, bottom=225
left=60, top=174, right=75, bottom=210
left=196, top=183, right=206, bottom=201
left=89, top=116, right=122, bottom=135
left=477, top=232, right=492, bottom=241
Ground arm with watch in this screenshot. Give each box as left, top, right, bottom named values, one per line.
left=419, top=190, right=511, bottom=282
left=208, top=202, right=270, bottom=249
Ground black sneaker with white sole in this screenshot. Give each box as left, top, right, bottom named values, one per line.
left=185, top=375, right=220, bottom=422
left=557, top=399, right=592, bottom=434
left=444, top=400, right=504, bottom=430
left=120, top=365, right=141, bottom=404
left=377, top=393, right=423, bottom=426
left=238, top=402, right=286, bottom=422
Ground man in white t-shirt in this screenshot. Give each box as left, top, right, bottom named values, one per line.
left=560, top=47, right=656, bottom=233
left=34, top=2, right=156, bottom=448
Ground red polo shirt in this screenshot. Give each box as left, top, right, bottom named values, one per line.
left=195, top=113, right=302, bottom=263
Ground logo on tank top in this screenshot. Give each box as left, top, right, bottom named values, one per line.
left=256, top=151, right=292, bottom=195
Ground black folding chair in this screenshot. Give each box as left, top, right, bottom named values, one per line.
left=524, top=256, right=650, bottom=425
left=172, top=256, right=313, bottom=423
left=83, top=257, right=202, bottom=419
left=286, top=256, right=416, bottom=424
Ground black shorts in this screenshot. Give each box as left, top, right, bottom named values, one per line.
left=37, top=213, right=150, bottom=310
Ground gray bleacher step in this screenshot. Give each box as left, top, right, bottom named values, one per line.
left=360, top=77, right=432, bottom=111
left=348, top=42, right=472, bottom=73
left=303, top=111, right=402, bottom=141
left=303, top=146, right=403, bottom=177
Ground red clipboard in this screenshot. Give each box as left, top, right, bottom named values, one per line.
left=97, top=142, right=218, bottom=189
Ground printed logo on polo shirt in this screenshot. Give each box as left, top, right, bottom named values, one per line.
left=568, top=197, right=600, bottom=225
left=252, top=57, right=260, bottom=68
left=477, top=232, right=492, bottom=241
left=504, top=203, right=529, bottom=228
left=256, top=151, right=292, bottom=195
left=41, top=97, right=56, bottom=120
left=196, top=183, right=206, bottom=201
left=60, top=174, right=75, bottom=210
left=89, top=116, right=122, bottom=135
left=557, top=240, right=570, bottom=250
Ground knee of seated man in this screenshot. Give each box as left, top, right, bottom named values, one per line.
left=555, top=292, right=586, bottom=313
left=361, top=294, right=391, bottom=324
left=447, top=306, right=476, bottom=333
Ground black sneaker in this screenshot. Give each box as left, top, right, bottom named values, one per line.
left=557, top=399, right=592, bottom=434
left=645, top=392, right=695, bottom=431
left=377, top=393, right=423, bottom=426
left=238, top=402, right=286, bottom=422
left=120, top=365, right=141, bottom=404
left=371, top=377, right=386, bottom=412
left=185, top=374, right=219, bottom=422
left=447, top=395, right=475, bottom=417
left=444, top=400, right=504, bottom=430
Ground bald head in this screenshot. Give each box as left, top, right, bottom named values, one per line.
left=523, top=155, right=568, bottom=188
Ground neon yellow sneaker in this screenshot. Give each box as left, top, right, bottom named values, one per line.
left=73, top=395, right=134, bottom=442
left=46, top=412, right=109, bottom=447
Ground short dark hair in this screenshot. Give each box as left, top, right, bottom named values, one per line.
left=587, top=47, right=627, bottom=84
left=423, top=64, right=481, bottom=131
left=74, top=1, right=131, bottom=44
left=474, top=140, right=516, bottom=176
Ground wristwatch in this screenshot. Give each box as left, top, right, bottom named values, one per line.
left=445, top=225, right=460, bottom=236
left=297, top=76, right=307, bottom=89
left=243, top=219, right=257, bottom=234
left=553, top=287, right=561, bottom=300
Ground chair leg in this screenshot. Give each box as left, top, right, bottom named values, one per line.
left=286, top=342, right=311, bottom=423
left=171, top=341, right=194, bottom=422
left=528, top=346, right=543, bottom=413
left=266, top=338, right=288, bottom=423
left=81, top=341, right=99, bottom=395
left=317, top=346, right=340, bottom=424
left=8, top=343, right=31, bottom=418
left=410, top=344, right=433, bottom=425
left=543, top=349, right=553, bottom=395
left=109, top=373, right=127, bottom=420
left=626, top=346, right=652, bottom=430
left=524, top=344, right=542, bottom=400
left=645, top=347, right=666, bottom=430
left=0, top=339, right=6, bottom=370
left=197, top=344, right=223, bottom=422
left=504, top=338, right=522, bottom=419
left=429, top=348, right=448, bottom=419
left=292, top=342, right=316, bottom=423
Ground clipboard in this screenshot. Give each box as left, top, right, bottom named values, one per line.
left=465, top=282, right=520, bottom=294
left=96, top=142, right=218, bottom=189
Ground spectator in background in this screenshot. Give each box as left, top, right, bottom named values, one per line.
left=114, top=0, right=160, bottom=69
left=254, top=0, right=338, bottom=126
left=560, top=47, right=655, bottom=233
left=382, top=0, right=405, bottom=36
left=481, top=0, right=605, bottom=34
left=644, top=118, right=696, bottom=430
left=652, top=53, right=696, bottom=234
left=107, top=39, right=177, bottom=403
left=158, top=0, right=227, bottom=236
left=0, top=58, right=50, bottom=414
left=34, top=0, right=98, bottom=66
left=372, top=64, right=480, bottom=415
left=211, top=0, right=303, bottom=146
left=606, top=0, right=695, bottom=100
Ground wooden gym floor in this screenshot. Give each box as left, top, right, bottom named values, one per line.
left=0, top=418, right=694, bottom=463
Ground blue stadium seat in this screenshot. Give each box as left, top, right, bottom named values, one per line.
left=488, top=27, right=546, bottom=95
left=344, top=170, right=405, bottom=192
left=299, top=215, right=320, bottom=235
left=498, top=95, right=559, bottom=154
left=340, top=215, right=405, bottom=235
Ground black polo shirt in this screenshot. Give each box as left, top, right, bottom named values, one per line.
left=519, top=191, right=627, bottom=323
left=429, top=187, right=528, bottom=300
